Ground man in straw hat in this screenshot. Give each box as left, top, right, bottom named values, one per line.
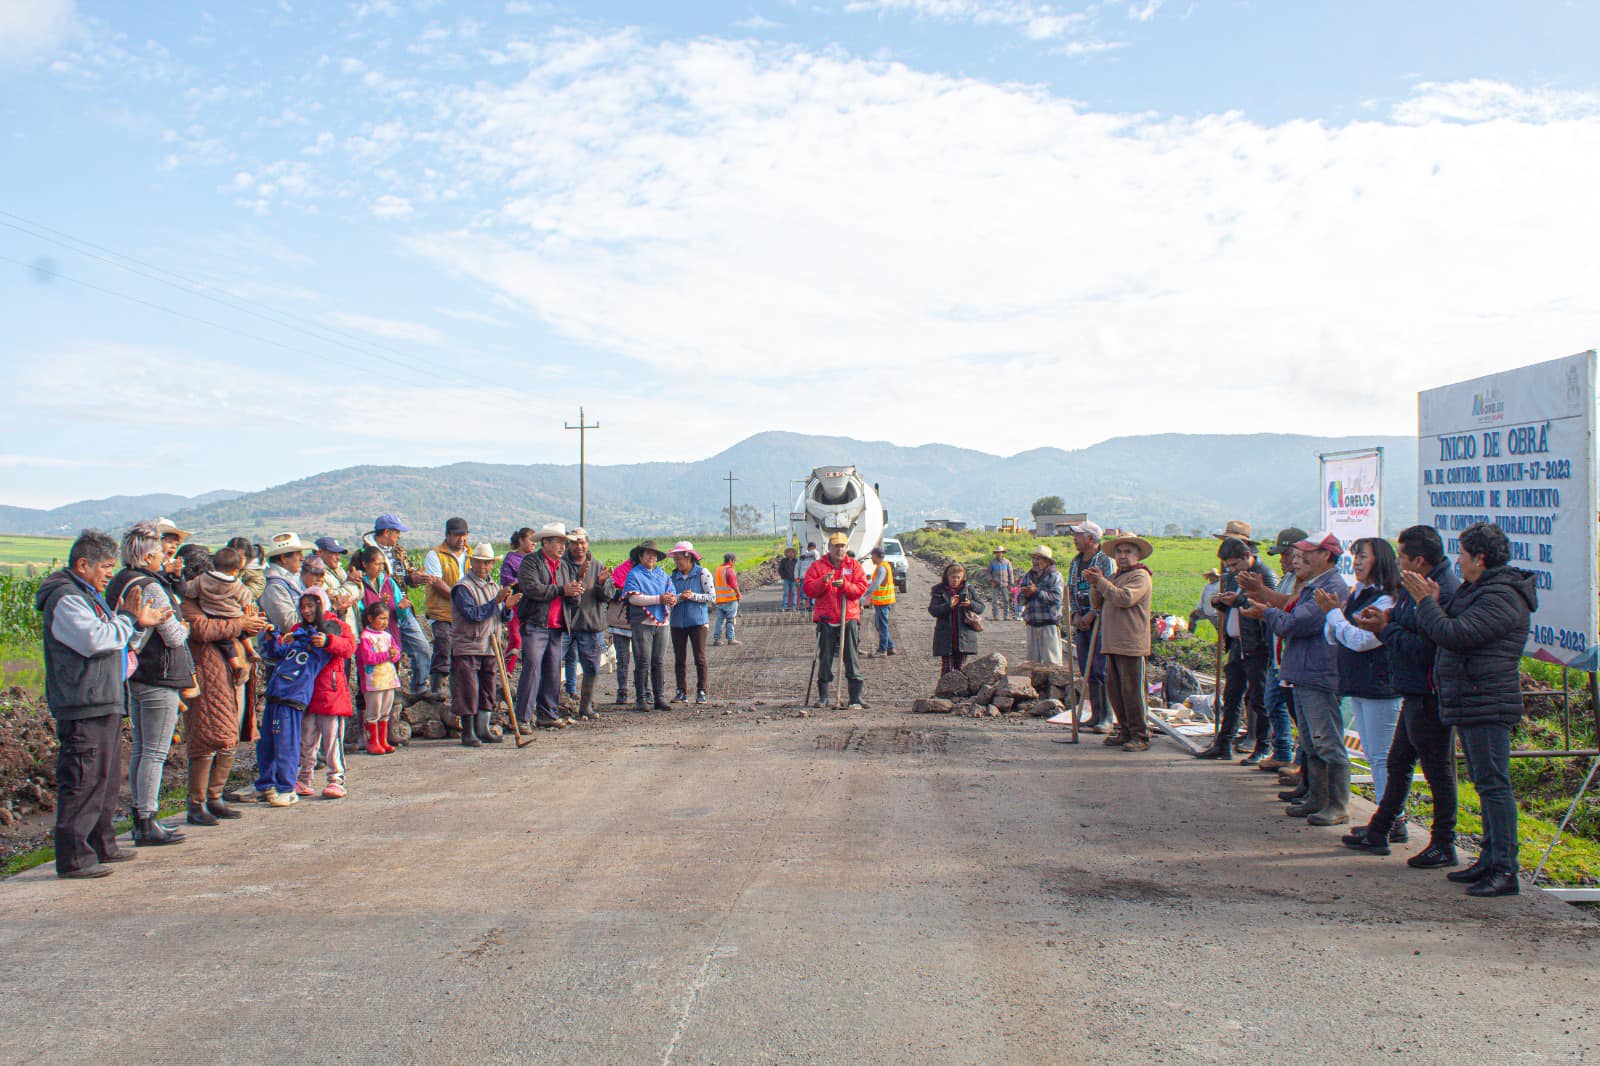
left=987, top=545, right=1017, bottom=622
left=803, top=532, right=870, bottom=709
left=1017, top=544, right=1064, bottom=665
left=259, top=531, right=309, bottom=635
left=1083, top=533, right=1155, bottom=752
left=1214, top=519, right=1255, bottom=544
left=1066, top=520, right=1115, bottom=732
left=451, top=542, right=520, bottom=746
left=515, top=522, right=576, bottom=728
left=561, top=528, right=613, bottom=720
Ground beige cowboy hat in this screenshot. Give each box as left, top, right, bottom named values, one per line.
left=1029, top=544, right=1054, bottom=560
left=264, top=531, right=307, bottom=558
left=153, top=516, right=191, bottom=542
left=1202, top=567, right=1221, bottom=581
left=1103, top=533, right=1154, bottom=561
left=469, top=542, right=498, bottom=562
left=568, top=527, right=590, bottom=542
left=1213, top=519, right=1256, bottom=543
left=536, top=521, right=569, bottom=542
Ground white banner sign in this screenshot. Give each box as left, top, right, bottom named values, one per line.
left=1320, top=449, right=1383, bottom=577
left=1417, top=350, right=1598, bottom=669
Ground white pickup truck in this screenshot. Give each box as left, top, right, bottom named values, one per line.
left=878, top=537, right=909, bottom=593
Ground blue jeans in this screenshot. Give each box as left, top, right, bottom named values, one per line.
left=1349, top=695, right=1403, bottom=798
left=781, top=578, right=798, bottom=609
left=1459, top=721, right=1518, bottom=872
left=396, top=608, right=433, bottom=694
left=567, top=630, right=604, bottom=675
left=873, top=604, right=894, bottom=652
left=516, top=624, right=564, bottom=722
left=713, top=602, right=738, bottom=642
left=1264, top=662, right=1294, bottom=761
left=561, top=630, right=580, bottom=695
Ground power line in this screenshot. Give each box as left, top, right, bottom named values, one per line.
left=0, top=209, right=445, bottom=376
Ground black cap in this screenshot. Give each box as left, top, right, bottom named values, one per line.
left=1266, top=527, right=1309, bottom=555
left=445, top=517, right=469, bottom=535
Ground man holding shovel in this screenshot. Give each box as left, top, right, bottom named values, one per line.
left=803, top=532, right=870, bottom=709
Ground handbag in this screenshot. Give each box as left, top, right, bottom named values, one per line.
left=964, top=610, right=985, bottom=632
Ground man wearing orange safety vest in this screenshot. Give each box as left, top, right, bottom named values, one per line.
left=711, top=552, right=742, bottom=647
left=866, top=546, right=897, bottom=658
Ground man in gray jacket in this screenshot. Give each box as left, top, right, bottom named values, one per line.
left=1241, top=531, right=1351, bottom=826
left=37, top=530, right=168, bottom=878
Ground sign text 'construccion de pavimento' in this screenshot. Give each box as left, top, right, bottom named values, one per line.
left=1417, top=350, right=1598, bottom=669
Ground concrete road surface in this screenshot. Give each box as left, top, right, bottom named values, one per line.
left=2, top=561, right=1596, bottom=1064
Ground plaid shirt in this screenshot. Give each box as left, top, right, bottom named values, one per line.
left=1018, top=564, right=1064, bottom=627
left=1066, top=550, right=1114, bottom=620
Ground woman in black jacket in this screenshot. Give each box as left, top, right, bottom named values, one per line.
left=929, top=563, right=985, bottom=675
left=1410, top=522, right=1536, bottom=898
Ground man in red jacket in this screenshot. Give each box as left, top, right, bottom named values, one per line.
left=802, top=532, right=870, bottom=709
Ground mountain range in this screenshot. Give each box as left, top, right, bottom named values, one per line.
left=0, top=432, right=1418, bottom=545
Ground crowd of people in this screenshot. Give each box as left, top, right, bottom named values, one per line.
left=33, top=513, right=756, bottom=879
left=35, top=509, right=1537, bottom=898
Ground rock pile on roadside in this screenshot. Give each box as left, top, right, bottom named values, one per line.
left=911, top=653, right=1076, bottom=720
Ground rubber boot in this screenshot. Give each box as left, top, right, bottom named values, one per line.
left=364, top=721, right=385, bottom=755
left=1286, top=760, right=1327, bottom=818
left=132, top=810, right=185, bottom=846
left=460, top=714, right=481, bottom=747
left=1090, top=680, right=1113, bottom=729
left=815, top=682, right=830, bottom=708
left=477, top=711, right=501, bottom=743
left=846, top=679, right=866, bottom=710
left=578, top=675, right=599, bottom=721
left=382, top=718, right=400, bottom=752
left=1308, top=761, right=1351, bottom=825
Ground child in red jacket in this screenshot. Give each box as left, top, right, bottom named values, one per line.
left=292, top=597, right=358, bottom=799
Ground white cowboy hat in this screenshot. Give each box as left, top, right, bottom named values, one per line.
left=536, top=522, right=569, bottom=542
left=469, top=542, right=498, bottom=562
left=153, top=516, right=191, bottom=542
left=1029, top=544, right=1054, bottom=560
left=568, top=527, right=590, bottom=541
left=264, top=531, right=307, bottom=558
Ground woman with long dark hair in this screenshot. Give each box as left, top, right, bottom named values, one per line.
left=1315, top=537, right=1403, bottom=807
left=929, top=562, right=985, bottom=675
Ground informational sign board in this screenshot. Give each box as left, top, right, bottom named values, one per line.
left=1320, top=448, right=1383, bottom=577
left=1417, top=350, right=1598, bottom=669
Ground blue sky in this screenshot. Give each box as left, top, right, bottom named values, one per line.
left=2, top=0, right=1598, bottom=507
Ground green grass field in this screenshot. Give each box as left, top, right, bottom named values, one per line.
left=0, top=534, right=72, bottom=573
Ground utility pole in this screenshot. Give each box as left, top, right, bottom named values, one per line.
left=771, top=502, right=778, bottom=538
left=724, top=470, right=740, bottom=538
left=564, top=406, right=600, bottom=528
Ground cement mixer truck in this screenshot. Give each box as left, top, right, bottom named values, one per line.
left=790, top=465, right=887, bottom=567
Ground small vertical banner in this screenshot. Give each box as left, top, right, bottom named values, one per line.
left=1319, top=448, right=1384, bottom=580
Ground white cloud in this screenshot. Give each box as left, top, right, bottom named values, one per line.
left=1127, top=0, right=1162, bottom=21
left=436, top=307, right=508, bottom=326
left=0, top=454, right=99, bottom=469
left=323, top=311, right=442, bottom=342
left=0, top=0, right=77, bottom=65
left=371, top=193, right=414, bottom=218
left=843, top=0, right=1090, bottom=41
left=734, top=14, right=782, bottom=30
left=1392, top=79, right=1600, bottom=125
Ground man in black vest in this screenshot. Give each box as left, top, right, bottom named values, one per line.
left=37, top=529, right=169, bottom=878
left=1199, top=535, right=1277, bottom=761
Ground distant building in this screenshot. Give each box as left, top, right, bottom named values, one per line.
left=1034, top=512, right=1088, bottom=536
left=922, top=518, right=968, bottom=532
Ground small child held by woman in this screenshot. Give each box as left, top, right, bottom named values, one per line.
left=356, top=601, right=402, bottom=755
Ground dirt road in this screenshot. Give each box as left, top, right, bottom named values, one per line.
left=2, top=561, right=1596, bottom=1063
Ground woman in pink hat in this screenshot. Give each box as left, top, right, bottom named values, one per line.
left=666, top=541, right=716, bottom=704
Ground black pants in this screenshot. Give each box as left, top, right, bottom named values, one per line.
left=817, top=620, right=862, bottom=686
left=451, top=653, right=496, bottom=720
left=54, top=713, right=122, bottom=875
left=1219, top=654, right=1267, bottom=744
left=671, top=624, right=709, bottom=694
left=1369, top=692, right=1458, bottom=842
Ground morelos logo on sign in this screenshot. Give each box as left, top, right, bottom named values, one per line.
left=1327, top=480, right=1376, bottom=511
left=1472, top=387, right=1505, bottom=423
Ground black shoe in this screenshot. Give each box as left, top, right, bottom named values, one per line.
left=1194, top=742, right=1231, bottom=760
left=653, top=699, right=672, bottom=712
left=59, top=863, right=113, bottom=879
left=206, top=798, right=242, bottom=820
left=535, top=716, right=568, bottom=729
left=1408, top=841, right=1459, bottom=869
left=1446, top=857, right=1492, bottom=884
left=132, top=812, right=186, bottom=847
left=1466, top=869, right=1521, bottom=897
left=98, top=847, right=136, bottom=863
left=1341, top=826, right=1390, bottom=855
left=1239, top=748, right=1266, bottom=766
left=1278, top=787, right=1308, bottom=803
left=636, top=700, right=651, bottom=713
left=615, top=691, right=631, bottom=705
left=187, top=801, right=219, bottom=827
left=1389, top=821, right=1409, bottom=844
